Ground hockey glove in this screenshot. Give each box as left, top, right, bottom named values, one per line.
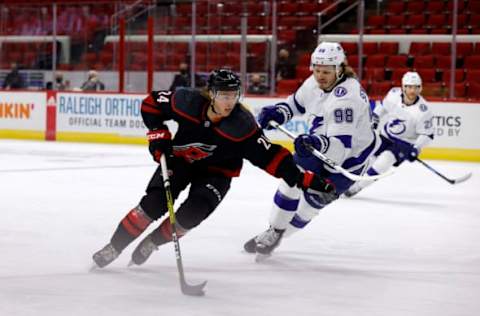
left=147, top=126, right=172, bottom=163
left=406, top=146, right=419, bottom=162
left=394, top=142, right=418, bottom=163
left=257, top=104, right=292, bottom=130
left=294, top=134, right=329, bottom=158
left=297, top=171, right=336, bottom=195
left=372, top=113, right=380, bottom=130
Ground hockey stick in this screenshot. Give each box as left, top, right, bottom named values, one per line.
left=415, top=158, right=472, bottom=185
left=269, top=121, right=393, bottom=181
left=160, top=155, right=207, bottom=296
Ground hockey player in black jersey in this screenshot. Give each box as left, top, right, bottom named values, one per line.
left=92, top=69, right=336, bottom=268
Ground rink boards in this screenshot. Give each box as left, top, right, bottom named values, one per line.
left=1, top=90, right=479, bottom=162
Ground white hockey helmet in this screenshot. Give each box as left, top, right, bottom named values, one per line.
left=310, top=42, right=346, bottom=79
left=402, top=71, right=422, bottom=87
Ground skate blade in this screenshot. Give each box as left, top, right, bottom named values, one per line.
left=127, top=260, right=135, bottom=267
left=89, top=262, right=100, bottom=272
left=255, top=253, right=271, bottom=263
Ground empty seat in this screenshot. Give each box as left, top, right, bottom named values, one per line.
left=453, top=83, right=466, bottom=98
left=369, top=81, right=392, bottom=96
left=466, top=69, right=480, bottom=82
left=422, top=82, right=445, bottom=97
left=386, top=2, right=404, bottom=15
left=409, top=42, right=431, bottom=55
left=379, top=42, right=399, bottom=55
left=365, top=54, right=386, bottom=68
left=366, top=15, right=385, bottom=28
left=470, top=14, right=480, bottom=28
left=362, top=42, right=378, bottom=55
left=464, top=0, right=480, bottom=13
left=435, top=56, right=453, bottom=70
left=341, top=42, right=358, bottom=55
left=406, top=1, right=425, bottom=14
left=347, top=54, right=360, bottom=68
left=391, top=68, right=411, bottom=85
left=386, top=55, right=408, bottom=68
left=387, top=15, right=405, bottom=28
left=442, top=69, right=465, bottom=82
left=413, top=55, right=435, bottom=69
left=456, top=43, right=474, bottom=57
left=465, top=55, right=480, bottom=68
left=432, top=42, right=451, bottom=55
left=406, top=14, right=426, bottom=29
left=417, top=68, right=437, bottom=82
left=363, top=68, right=385, bottom=82
left=426, top=1, right=445, bottom=14
left=427, top=15, right=447, bottom=28
left=467, top=81, right=480, bottom=99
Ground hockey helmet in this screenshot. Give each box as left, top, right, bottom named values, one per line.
left=402, top=71, right=422, bottom=87
left=310, top=42, right=346, bottom=78
left=208, top=69, right=241, bottom=93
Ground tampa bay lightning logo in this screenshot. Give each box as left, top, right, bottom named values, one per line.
left=387, top=119, right=407, bottom=135
left=334, top=86, right=347, bottom=97
left=419, top=103, right=428, bottom=112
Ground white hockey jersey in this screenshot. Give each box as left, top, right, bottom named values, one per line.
left=281, top=75, right=376, bottom=172
left=375, top=87, right=434, bottom=149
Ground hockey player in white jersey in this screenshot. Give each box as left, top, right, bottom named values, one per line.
left=244, top=42, right=378, bottom=258
left=344, top=71, right=434, bottom=197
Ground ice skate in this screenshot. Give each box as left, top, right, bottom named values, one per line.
left=129, top=234, right=158, bottom=266
left=92, top=243, right=120, bottom=268
left=254, top=227, right=284, bottom=261
left=243, top=235, right=258, bottom=253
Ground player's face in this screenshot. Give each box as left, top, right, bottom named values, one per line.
left=403, top=85, right=421, bottom=103
left=211, top=90, right=239, bottom=118
left=312, top=65, right=337, bottom=90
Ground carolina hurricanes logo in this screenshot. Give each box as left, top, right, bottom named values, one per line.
left=173, top=143, right=217, bottom=162
left=387, top=119, right=406, bottom=135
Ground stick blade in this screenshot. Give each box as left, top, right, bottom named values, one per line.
left=453, top=172, right=472, bottom=184
left=181, top=280, right=207, bottom=296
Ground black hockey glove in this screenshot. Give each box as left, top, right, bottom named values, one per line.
left=297, top=171, right=336, bottom=196
left=146, top=126, right=172, bottom=163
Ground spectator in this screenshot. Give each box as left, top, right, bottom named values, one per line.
left=275, top=48, right=295, bottom=81
left=169, top=62, right=206, bottom=91
left=247, top=74, right=269, bottom=95
left=2, top=63, right=25, bottom=90
left=46, top=73, right=69, bottom=90
left=81, top=70, right=105, bottom=91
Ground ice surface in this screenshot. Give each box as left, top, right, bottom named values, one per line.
left=1, top=139, right=480, bottom=316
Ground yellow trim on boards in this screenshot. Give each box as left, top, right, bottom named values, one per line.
left=0, top=129, right=45, bottom=140
left=2, top=131, right=480, bottom=162
left=56, top=132, right=147, bottom=145
left=272, top=141, right=480, bottom=162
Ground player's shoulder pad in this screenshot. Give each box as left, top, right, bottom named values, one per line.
left=214, top=103, right=259, bottom=142
left=171, top=87, right=209, bottom=122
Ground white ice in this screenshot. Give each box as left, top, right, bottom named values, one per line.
left=1, top=139, right=479, bottom=316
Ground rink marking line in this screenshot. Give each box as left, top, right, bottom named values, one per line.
left=0, top=164, right=153, bottom=173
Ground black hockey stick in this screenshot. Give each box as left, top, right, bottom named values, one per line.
left=270, top=121, right=394, bottom=181
left=160, top=155, right=207, bottom=296
left=415, top=158, right=472, bottom=185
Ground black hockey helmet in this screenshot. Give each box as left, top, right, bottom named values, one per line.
left=207, top=69, right=241, bottom=93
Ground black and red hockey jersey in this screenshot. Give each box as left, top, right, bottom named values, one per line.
left=141, top=87, right=301, bottom=185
